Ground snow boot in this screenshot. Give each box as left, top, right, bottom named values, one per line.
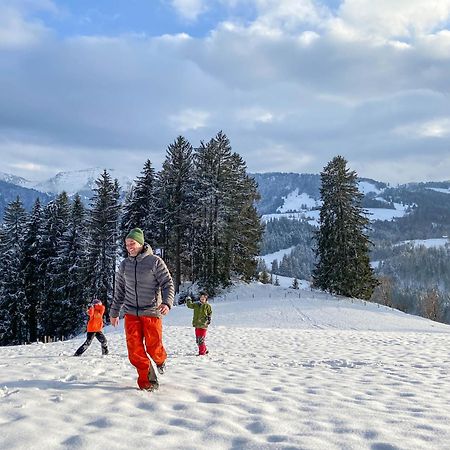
left=157, top=362, right=166, bottom=375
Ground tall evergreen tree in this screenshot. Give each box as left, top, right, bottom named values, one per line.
left=157, top=136, right=195, bottom=293
left=192, top=133, right=233, bottom=291
left=22, top=198, right=43, bottom=342
left=192, top=132, right=263, bottom=292
left=120, top=159, right=159, bottom=256
left=86, top=171, right=121, bottom=316
left=0, top=198, right=28, bottom=345
left=55, top=194, right=88, bottom=337
left=37, top=192, right=71, bottom=339
left=223, top=153, right=263, bottom=282
left=313, top=156, right=377, bottom=299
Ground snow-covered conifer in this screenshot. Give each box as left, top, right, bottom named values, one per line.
left=157, top=136, right=195, bottom=293
left=85, top=171, right=121, bottom=316
left=313, top=156, right=376, bottom=299
left=0, top=197, right=28, bottom=345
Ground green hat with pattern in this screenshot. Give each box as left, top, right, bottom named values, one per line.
left=126, top=228, right=144, bottom=245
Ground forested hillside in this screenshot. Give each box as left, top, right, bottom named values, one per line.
left=257, top=174, right=450, bottom=324
left=0, top=133, right=263, bottom=345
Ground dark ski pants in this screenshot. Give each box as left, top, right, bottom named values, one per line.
left=74, top=331, right=108, bottom=356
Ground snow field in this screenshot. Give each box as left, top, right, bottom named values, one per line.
left=1, top=283, right=450, bottom=449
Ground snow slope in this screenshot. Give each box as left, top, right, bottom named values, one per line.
left=260, top=247, right=296, bottom=268
left=263, top=202, right=409, bottom=226
left=2, top=282, right=450, bottom=450
left=398, top=238, right=449, bottom=249
left=32, top=168, right=132, bottom=195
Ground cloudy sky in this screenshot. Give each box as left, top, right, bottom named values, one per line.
left=1, top=0, right=450, bottom=184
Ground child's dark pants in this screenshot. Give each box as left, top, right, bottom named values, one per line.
left=74, top=332, right=108, bottom=356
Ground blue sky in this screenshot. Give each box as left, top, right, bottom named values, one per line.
left=34, top=0, right=256, bottom=38
left=1, top=0, right=450, bottom=183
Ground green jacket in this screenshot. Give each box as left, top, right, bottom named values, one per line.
left=186, top=298, right=212, bottom=329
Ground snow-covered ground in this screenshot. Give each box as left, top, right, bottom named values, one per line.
left=397, top=238, right=449, bottom=249
left=2, top=282, right=450, bottom=450
left=263, top=203, right=408, bottom=226
left=427, top=187, right=450, bottom=195
left=260, top=247, right=296, bottom=268
left=358, top=180, right=382, bottom=195
left=276, top=189, right=320, bottom=213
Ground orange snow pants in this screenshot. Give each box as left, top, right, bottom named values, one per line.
left=124, top=314, right=167, bottom=385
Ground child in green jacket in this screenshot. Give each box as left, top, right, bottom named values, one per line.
left=186, top=291, right=212, bottom=355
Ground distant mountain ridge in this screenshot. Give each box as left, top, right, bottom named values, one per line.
left=0, top=168, right=133, bottom=220
left=0, top=172, right=35, bottom=189
left=0, top=180, right=53, bottom=220
left=1, top=168, right=450, bottom=225
left=251, top=172, right=393, bottom=215
left=33, top=168, right=132, bottom=196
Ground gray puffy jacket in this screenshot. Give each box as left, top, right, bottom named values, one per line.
left=110, top=244, right=174, bottom=318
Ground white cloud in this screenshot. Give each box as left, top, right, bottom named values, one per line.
left=169, top=109, right=210, bottom=131
left=335, top=0, right=450, bottom=40
left=354, top=152, right=450, bottom=184
left=394, top=117, right=450, bottom=138
left=170, top=0, right=207, bottom=21
left=250, top=0, right=330, bottom=30
left=2, top=1, right=450, bottom=184
left=236, top=107, right=275, bottom=124
left=0, top=6, right=50, bottom=48
left=298, top=30, right=320, bottom=46
left=418, top=29, right=450, bottom=59
left=10, top=162, right=43, bottom=172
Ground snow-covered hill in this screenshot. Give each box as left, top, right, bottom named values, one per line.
left=0, top=171, right=34, bottom=188
left=33, top=168, right=132, bottom=195
left=262, top=203, right=409, bottom=226
left=2, top=282, right=450, bottom=450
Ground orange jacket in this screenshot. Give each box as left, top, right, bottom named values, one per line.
left=87, top=304, right=105, bottom=332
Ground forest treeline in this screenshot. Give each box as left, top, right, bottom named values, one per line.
left=0, top=132, right=263, bottom=345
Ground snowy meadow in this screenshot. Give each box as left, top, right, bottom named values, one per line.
left=2, top=281, right=450, bottom=450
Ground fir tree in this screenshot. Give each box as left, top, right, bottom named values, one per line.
left=192, top=132, right=263, bottom=292
left=37, top=192, right=71, bottom=339
left=313, top=156, right=377, bottom=299
left=291, top=277, right=299, bottom=289
left=271, top=259, right=279, bottom=274
left=86, top=171, right=121, bottom=316
left=120, top=159, right=159, bottom=256
left=22, top=198, right=43, bottom=342
left=55, top=194, right=88, bottom=337
left=223, top=152, right=263, bottom=282
left=157, top=136, right=195, bottom=293
left=260, top=269, right=270, bottom=284
left=0, top=198, right=28, bottom=345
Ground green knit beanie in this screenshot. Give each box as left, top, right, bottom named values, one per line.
left=126, top=228, right=144, bottom=245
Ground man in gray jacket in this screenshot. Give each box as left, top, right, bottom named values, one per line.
left=110, top=228, right=174, bottom=391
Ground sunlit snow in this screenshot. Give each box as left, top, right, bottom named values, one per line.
left=2, top=282, right=450, bottom=449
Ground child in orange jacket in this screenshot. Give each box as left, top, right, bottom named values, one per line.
left=74, top=299, right=109, bottom=356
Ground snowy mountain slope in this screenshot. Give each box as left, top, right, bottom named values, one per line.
left=168, top=282, right=448, bottom=332
left=33, top=168, right=132, bottom=195
left=0, top=171, right=34, bottom=188
left=276, top=189, right=319, bottom=213
left=428, top=187, right=450, bottom=194
left=260, top=247, right=297, bottom=268
left=0, top=180, right=54, bottom=221
left=358, top=180, right=383, bottom=195
left=262, top=203, right=409, bottom=226
left=2, top=282, right=450, bottom=450
left=256, top=174, right=410, bottom=224
left=397, top=238, right=449, bottom=249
